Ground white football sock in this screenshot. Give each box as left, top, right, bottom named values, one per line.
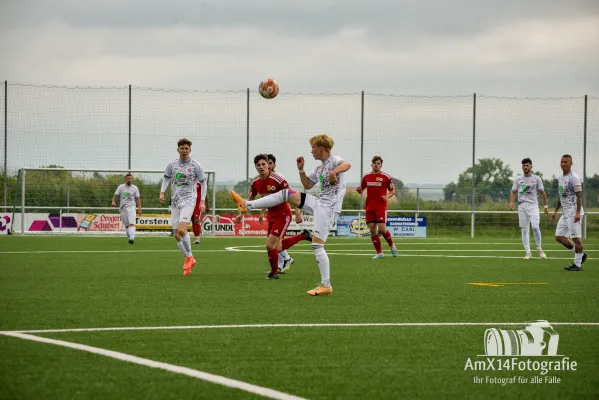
left=280, top=250, right=290, bottom=260
left=521, top=227, right=530, bottom=252
left=312, top=243, right=330, bottom=287
left=574, top=252, right=583, bottom=267
left=532, top=227, right=541, bottom=249
left=176, top=240, right=186, bottom=256
left=181, top=233, right=193, bottom=257
left=125, top=227, right=131, bottom=239
left=130, top=226, right=136, bottom=240
left=247, top=190, right=287, bottom=210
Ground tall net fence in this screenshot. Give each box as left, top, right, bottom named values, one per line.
left=0, top=84, right=5, bottom=211
left=1, top=82, right=597, bottom=236
left=587, top=97, right=599, bottom=236
left=131, top=87, right=247, bottom=185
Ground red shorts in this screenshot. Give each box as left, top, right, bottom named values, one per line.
left=365, top=208, right=387, bottom=224
left=192, top=204, right=202, bottom=221
left=267, top=210, right=293, bottom=238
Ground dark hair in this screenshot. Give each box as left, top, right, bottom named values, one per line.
left=267, top=154, right=276, bottom=164
left=125, top=173, right=133, bottom=178
left=562, top=154, right=572, bottom=160
left=177, top=138, right=192, bottom=147
left=372, top=156, right=383, bottom=164
left=521, top=158, right=532, bottom=165
left=253, top=153, right=268, bottom=165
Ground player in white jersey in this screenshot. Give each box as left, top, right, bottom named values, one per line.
left=159, top=138, right=207, bottom=276
left=265, top=154, right=303, bottom=273
left=551, top=154, right=589, bottom=271
left=509, top=158, right=548, bottom=259
left=230, top=134, right=351, bottom=296
left=112, top=173, right=142, bottom=244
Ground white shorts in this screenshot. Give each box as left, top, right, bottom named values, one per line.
left=172, top=205, right=194, bottom=228
left=555, top=215, right=582, bottom=238
left=120, top=209, right=136, bottom=226
left=517, top=202, right=540, bottom=229
left=301, top=194, right=338, bottom=242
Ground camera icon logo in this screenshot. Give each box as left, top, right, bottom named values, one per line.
left=484, top=320, right=559, bottom=356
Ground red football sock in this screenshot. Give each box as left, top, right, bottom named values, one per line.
left=371, top=235, right=382, bottom=253
left=381, top=230, right=394, bottom=247
left=192, top=222, right=200, bottom=237
left=281, top=233, right=306, bottom=250
left=267, top=249, right=279, bottom=274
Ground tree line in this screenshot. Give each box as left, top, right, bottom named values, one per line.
left=2, top=159, right=598, bottom=213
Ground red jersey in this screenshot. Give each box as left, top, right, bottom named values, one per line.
left=250, top=172, right=291, bottom=217
left=361, top=171, right=394, bottom=210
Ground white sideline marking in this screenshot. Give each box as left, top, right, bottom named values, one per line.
left=0, top=331, right=307, bottom=400
left=5, top=322, right=599, bottom=334
left=0, top=250, right=231, bottom=254
left=224, top=247, right=591, bottom=261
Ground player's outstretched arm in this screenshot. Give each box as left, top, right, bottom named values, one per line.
left=329, top=161, right=351, bottom=185
left=297, top=157, right=315, bottom=189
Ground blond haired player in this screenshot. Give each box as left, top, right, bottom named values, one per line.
left=231, top=134, right=351, bottom=296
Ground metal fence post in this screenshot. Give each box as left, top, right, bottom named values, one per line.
left=471, top=93, right=476, bottom=238
left=359, top=91, right=364, bottom=225
left=246, top=88, right=250, bottom=195
left=582, top=94, right=588, bottom=239
left=3, top=80, right=7, bottom=210
left=128, top=84, right=132, bottom=170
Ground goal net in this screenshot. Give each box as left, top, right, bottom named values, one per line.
left=11, top=168, right=216, bottom=235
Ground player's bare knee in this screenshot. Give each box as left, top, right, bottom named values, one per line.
left=177, top=229, right=187, bottom=237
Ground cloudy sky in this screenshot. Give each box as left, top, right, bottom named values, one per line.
left=2, top=0, right=598, bottom=95
left=1, top=1, right=598, bottom=187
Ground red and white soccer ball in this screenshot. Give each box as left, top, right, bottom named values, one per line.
left=259, top=78, right=279, bottom=99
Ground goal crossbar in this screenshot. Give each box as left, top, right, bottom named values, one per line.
left=14, top=168, right=217, bottom=235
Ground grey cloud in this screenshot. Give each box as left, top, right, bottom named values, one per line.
left=4, top=0, right=599, bottom=37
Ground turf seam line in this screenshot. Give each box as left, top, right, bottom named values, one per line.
left=3, top=322, right=599, bottom=334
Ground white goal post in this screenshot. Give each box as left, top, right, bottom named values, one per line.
left=12, top=168, right=217, bottom=235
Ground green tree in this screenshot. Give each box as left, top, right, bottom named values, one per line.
left=444, top=158, right=514, bottom=203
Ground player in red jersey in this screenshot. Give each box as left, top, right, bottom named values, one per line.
left=192, top=181, right=209, bottom=244
left=236, top=154, right=311, bottom=279
left=265, top=154, right=303, bottom=272
left=356, top=156, right=398, bottom=259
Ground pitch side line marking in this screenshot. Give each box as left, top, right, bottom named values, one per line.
left=3, top=322, right=599, bottom=334
left=0, top=250, right=231, bottom=254
left=0, top=331, right=307, bottom=400
left=224, top=247, right=591, bottom=261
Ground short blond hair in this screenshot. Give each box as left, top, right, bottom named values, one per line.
left=309, top=133, right=334, bottom=151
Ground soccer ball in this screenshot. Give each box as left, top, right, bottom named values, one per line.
left=259, top=78, right=279, bottom=99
